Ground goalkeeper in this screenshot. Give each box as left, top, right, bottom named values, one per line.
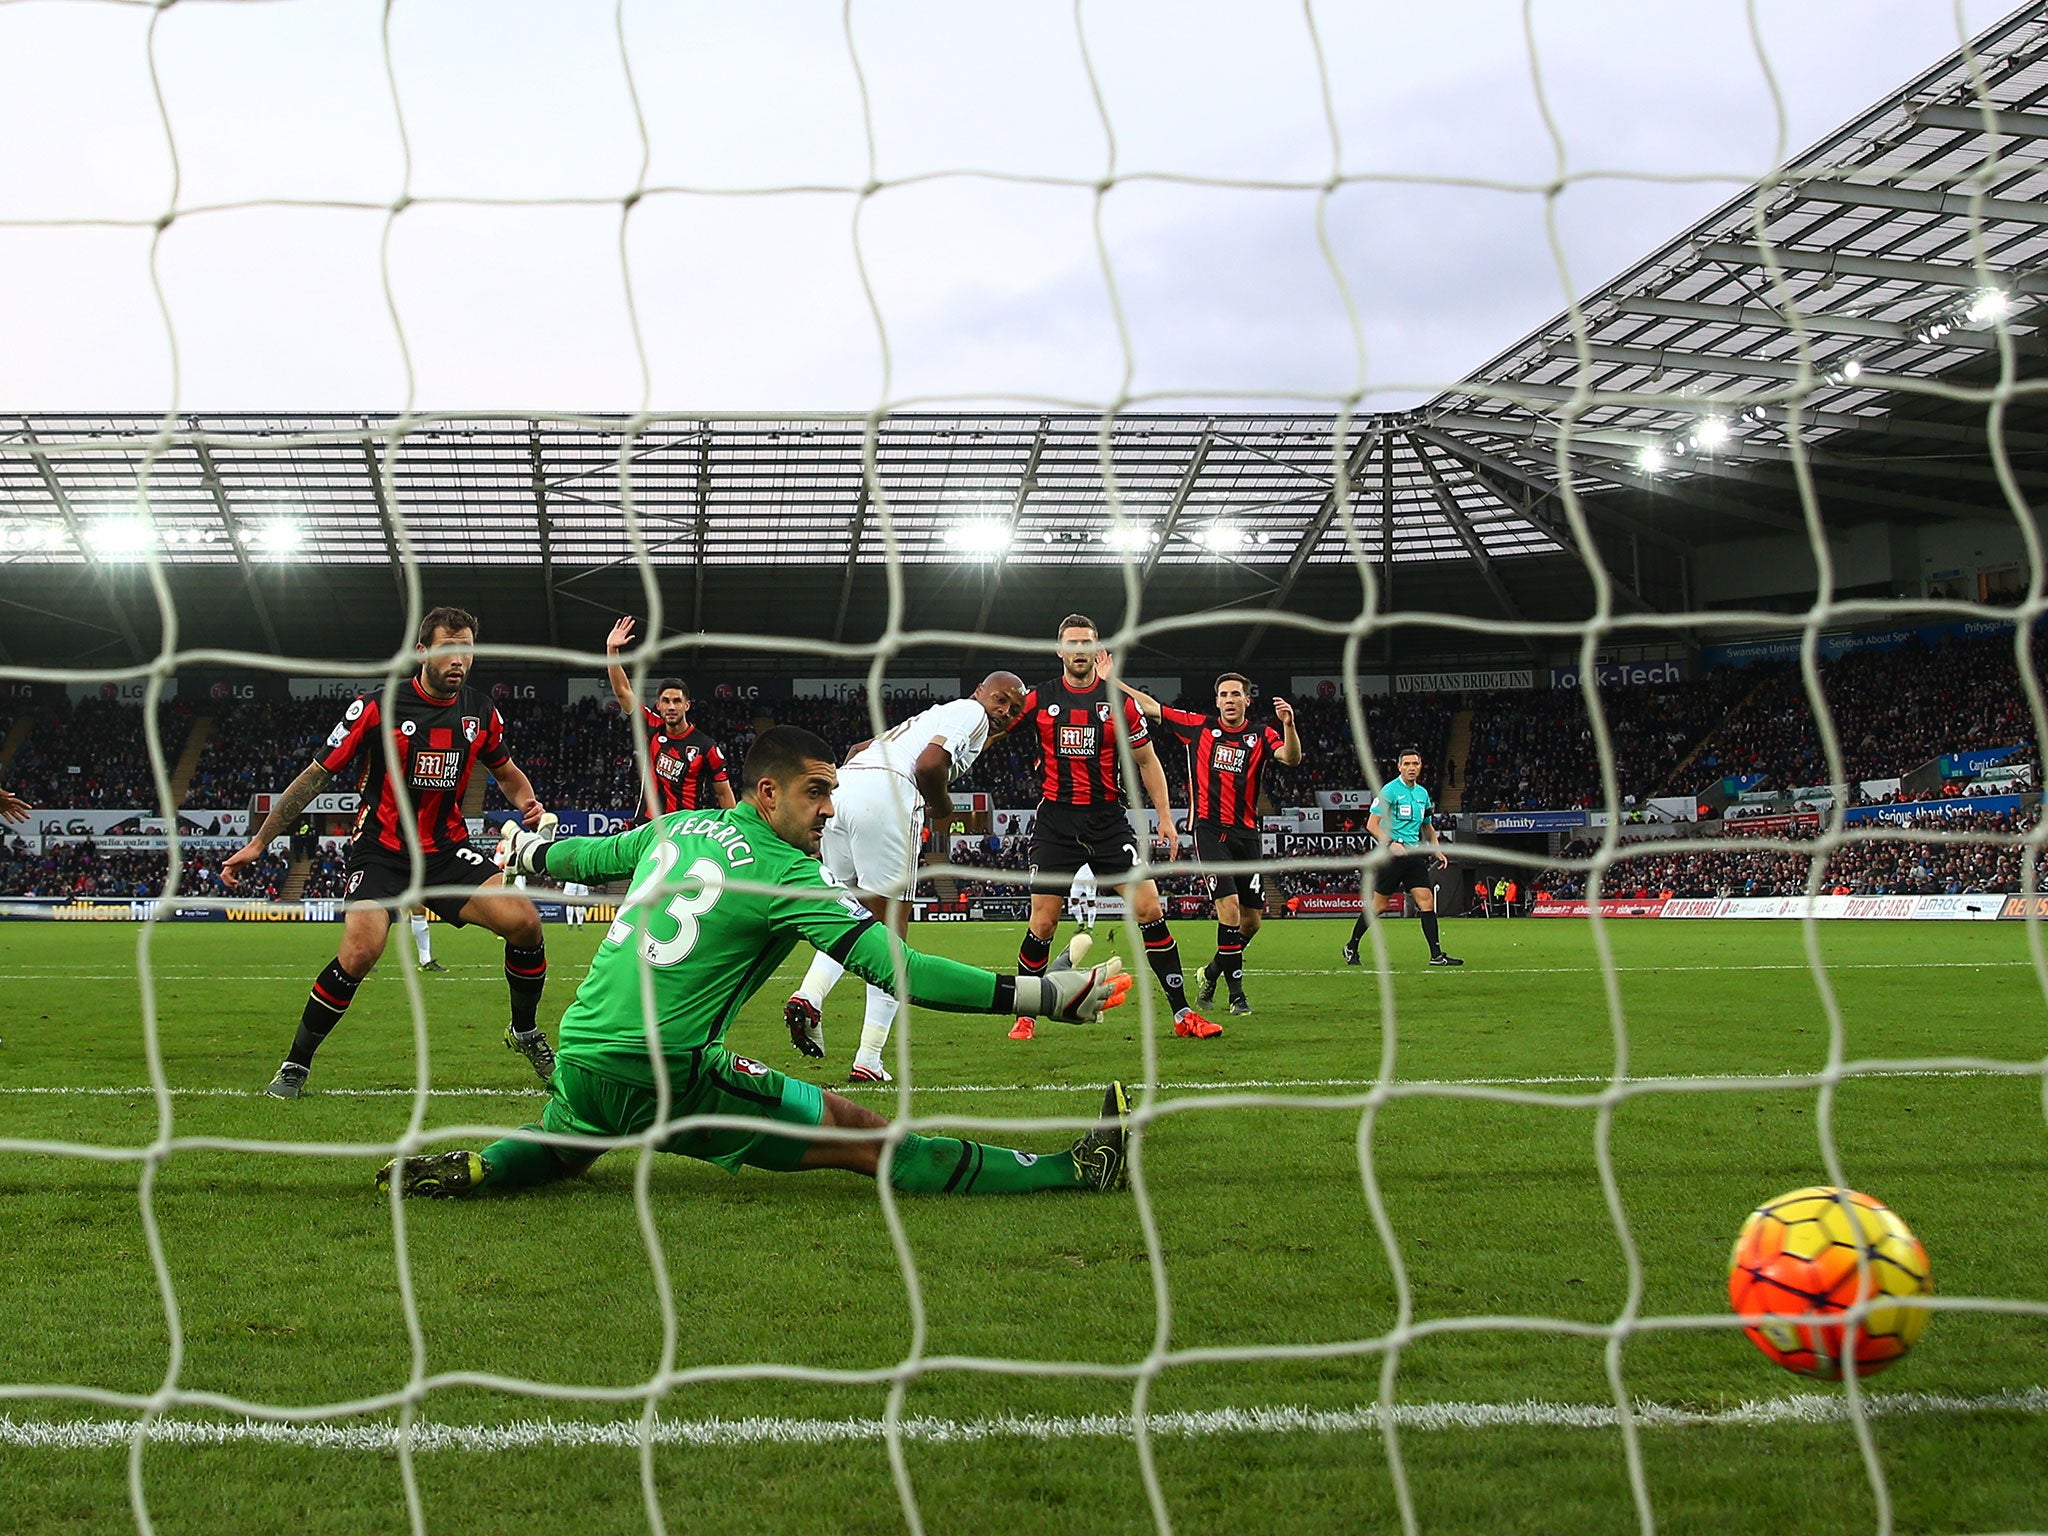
left=379, top=726, right=1135, bottom=1200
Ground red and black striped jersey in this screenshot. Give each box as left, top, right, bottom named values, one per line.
left=318, top=678, right=511, bottom=856
left=1159, top=708, right=1285, bottom=830
left=636, top=707, right=731, bottom=816
left=1021, top=678, right=1149, bottom=808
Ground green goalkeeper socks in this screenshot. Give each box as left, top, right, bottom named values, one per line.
left=887, top=1132, right=1085, bottom=1194
left=478, top=1127, right=577, bottom=1191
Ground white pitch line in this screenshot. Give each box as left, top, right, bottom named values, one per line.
left=0, top=960, right=2038, bottom=985
left=3, top=1387, right=2043, bottom=1453
left=0, top=1066, right=2032, bottom=1100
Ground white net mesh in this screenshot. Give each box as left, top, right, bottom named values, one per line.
left=4, top=3, right=2048, bottom=1533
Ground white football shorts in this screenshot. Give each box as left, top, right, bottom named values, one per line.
left=820, top=767, right=925, bottom=899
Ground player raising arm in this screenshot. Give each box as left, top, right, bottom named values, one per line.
left=606, top=616, right=735, bottom=818
left=1346, top=746, right=1461, bottom=969
left=222, top=606, right=561, bottom=1097
left=784, top=671, right=1030, bottom=1082
left=378, top=725, right=1135, bottom=1200
left=1118, top=672, right=1301, bottom=1015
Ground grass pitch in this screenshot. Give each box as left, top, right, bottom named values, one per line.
left=1, top=915, right=2044, bottom=1535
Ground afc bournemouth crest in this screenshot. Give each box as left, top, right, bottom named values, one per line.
left=461, top=716, right=481, bottom=743
left=1096, top=702, right=1111, bottom=721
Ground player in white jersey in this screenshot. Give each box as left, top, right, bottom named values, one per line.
left=786, top=672, right=1030, bottom=1081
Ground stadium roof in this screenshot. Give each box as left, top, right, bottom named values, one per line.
left=3, top=5, right=2046, bottom=671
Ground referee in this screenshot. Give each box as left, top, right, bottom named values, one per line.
left=1343, top=746, right=1462, bottom=968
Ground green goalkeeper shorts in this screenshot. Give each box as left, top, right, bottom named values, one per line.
left=541, top=1050, right=827, bottom=1174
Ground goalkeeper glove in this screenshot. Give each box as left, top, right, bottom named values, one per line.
left=1012, top=958, right=1132, bottom=1025
left=495, top=818, right=554, bottom=877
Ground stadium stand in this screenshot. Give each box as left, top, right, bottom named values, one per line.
left=5, top=697, right=192, bottom=808
left=1535, top=807, right=2038, bottom=901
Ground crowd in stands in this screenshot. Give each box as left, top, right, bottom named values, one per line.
left=0, top=838, right=291, bottom=900
left=184, top=699, right=335, bottom=809
left=1534, top=808, right=2038, bottom=900
left=5, top=697, right=192, bottom=808
left=1689, top=633, right=2046, bottom=793
left=1461, top=671, right=1754, bottom=811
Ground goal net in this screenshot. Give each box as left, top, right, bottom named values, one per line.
left=2, top=3, right=2044, bottom=1533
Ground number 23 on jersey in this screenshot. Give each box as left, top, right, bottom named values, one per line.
left=605, top=842, right=727, bottom=966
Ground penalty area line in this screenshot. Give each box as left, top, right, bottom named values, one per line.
left=3, top=1387, right=2044, bottom=1452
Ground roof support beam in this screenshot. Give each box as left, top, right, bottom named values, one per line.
left=1408, top=427, right=1694, bottom=556
left=1234, top=429, right=1381, bottom=666
left=1544, top=340, right=1849, bottom=382
left=1694, top=241, right=2048, bottom=294
left=1914, top=103, right=2048, bottom=140
left=192, top=443, right=283, bottom=657
left=529, top=431, right=560, bottom=653
left=357, top=439, right=409, bottom=599
left=1454, top=460, right=1663, bottom=615
left=831, top=484, right=871, bottom=645
left=1566, top=438, right=2003, bottom=523
left=1414, top=443, right=1542, bottom=653
left=1424, top=412, right=1806, bottom=532
left=1439, top=378, right=2048, bottom=451
left=23, top=433, right=146, bottom=664
left=1615, top=294, right=2042, bottom=355
left=973, top=417, right=1051, bottom=632
left=1139, top=425, right=1213, bottom=583
left=1794, top=177, right=2048, bottom=229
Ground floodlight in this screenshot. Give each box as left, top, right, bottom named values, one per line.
left=1637, top=447, right=1667, bottom=475
left=1696, top=418, right=1731, bottom=449
left=942, top=520, right=1010, bottom=556
left=1199, top=523, right=1246, bottom=553
left=1101, top=525, right=1154, bottom=553
left=248, top=521, right=304, bottom=556
left=1842, top=359, right=1864, bottom=381
left=86, top=518, right=152, bottom=559
left=1967, top=289, right=2011, bottom=326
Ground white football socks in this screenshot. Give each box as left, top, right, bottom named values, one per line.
left=852, top=984, right=900, bottom=1075
left=797, top=949, right=845, bottom=1009
left=411, top=913, right=432, bottom=966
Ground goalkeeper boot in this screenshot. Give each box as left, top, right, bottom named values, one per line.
left=504, top=1025, right=557, bottom=1088
left=1008, top=1017, right=1036, bottom=1041
left=1428, top=952, right=1465, bottom=968
left=377, top=1151, right=484, bottom=1198
left=1196, top=958, right=1220, bottom=1009
left=265, top=1062, right=309, bottom=1100
left=1068, top=1081, right=1130, bottom=1192
left=1173, top=1008, right=1224, bottom=1040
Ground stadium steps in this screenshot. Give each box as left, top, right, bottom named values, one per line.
left=1440, top=707, right=1475, bottom=811
left=463, top=768, right=489, bottom=820
left=168, top=712, right=215, bottom=808
left=932, top=874, right=960, bottom=903
left=1651, top=674, right=1777, bottom=801
left=281, top=856, right=312, bottom=902
left=0, top=713, right=33, bottom=771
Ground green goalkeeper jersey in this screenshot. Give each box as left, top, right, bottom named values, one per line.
left=541, top=802, right=1002, bottom=1086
